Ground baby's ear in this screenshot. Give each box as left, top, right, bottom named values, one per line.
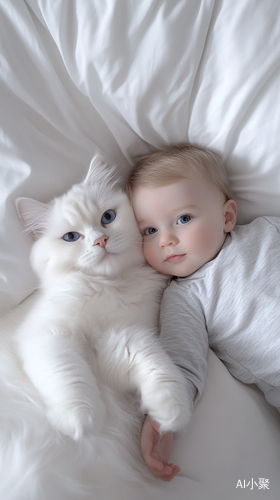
left=223, top=199, right=237, bottom=233
left=16, top=197, right=49, bottom=240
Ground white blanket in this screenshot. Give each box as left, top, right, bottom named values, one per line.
left=1, top=1, right=280, bottom=499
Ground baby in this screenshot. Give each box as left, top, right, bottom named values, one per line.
left=127, top=143, right=280, bottom=481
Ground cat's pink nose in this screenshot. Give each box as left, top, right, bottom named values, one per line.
left=94, top=235, right=108, bottom=248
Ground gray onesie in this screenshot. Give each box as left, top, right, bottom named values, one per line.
left=159, top=216, right=280, bottom=411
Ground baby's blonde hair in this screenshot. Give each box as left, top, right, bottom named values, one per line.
left=126, top=143, right=234, bottom=202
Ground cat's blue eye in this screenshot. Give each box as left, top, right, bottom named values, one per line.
left=144, top=227, right=158, bottom=236
left=177, top=215, right=191, bottom=225
left=63, top=232, right=80, bottom=242
left=101, top=210, right=116, bottom=225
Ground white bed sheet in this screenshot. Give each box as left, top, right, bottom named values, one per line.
left=1, top=1, right=280, bottom=499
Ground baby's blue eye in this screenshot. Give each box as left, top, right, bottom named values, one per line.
left=144, top=227, right=158, bottom=236
left=63, top=232, right=80, bottom=242
left=177, top=215, right=191, bottom=225
left=101, top=210, right=116, bottom=225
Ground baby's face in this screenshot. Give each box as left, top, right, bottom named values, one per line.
left=132, top=174, right=231, bottom=277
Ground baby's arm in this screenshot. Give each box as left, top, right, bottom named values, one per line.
left=141, top=281, right=209, bottom=480
left=159, top=281, right=209, bottom=411
left=141, top=415, right=179, bottom=482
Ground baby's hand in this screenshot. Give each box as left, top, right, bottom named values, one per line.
left=141, top=415, right=180, bottom=482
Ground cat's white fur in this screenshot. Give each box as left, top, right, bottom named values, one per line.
left=15, top=157, right=191, bottom=442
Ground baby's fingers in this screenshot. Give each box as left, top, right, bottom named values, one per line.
left=160, top=464, right=181, bottom=482
left=143, top=453, right=164, bottom=471
left=148, top=463, right=181, bottom=482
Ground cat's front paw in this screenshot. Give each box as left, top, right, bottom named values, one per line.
left=47, top=399, right=106, bottom=440
left=141, top=383, right=191, bottom=434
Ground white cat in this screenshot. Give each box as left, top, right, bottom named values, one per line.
left=15, top=157, right=191, bottom=442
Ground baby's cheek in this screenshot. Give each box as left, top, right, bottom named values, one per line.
left=143, top=242, right=158, bottom=269
left=200, top=228, right=223, bottom=258
left=142, top=241, right=152, bottom=262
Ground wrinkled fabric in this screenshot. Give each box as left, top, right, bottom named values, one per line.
left=1, top=0, right=280, bottom=313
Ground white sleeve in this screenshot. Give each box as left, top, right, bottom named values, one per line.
left=159, top=280, right=209, bottom=409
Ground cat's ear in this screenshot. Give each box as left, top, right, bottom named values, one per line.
left=16, top=197, right=50, bottom=240
left=84, top=156, right=117, bottom=187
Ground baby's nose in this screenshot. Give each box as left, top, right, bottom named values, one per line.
left=94, top=235, right=108, bottom=248
left=159, top=231, right=179, bottom=247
